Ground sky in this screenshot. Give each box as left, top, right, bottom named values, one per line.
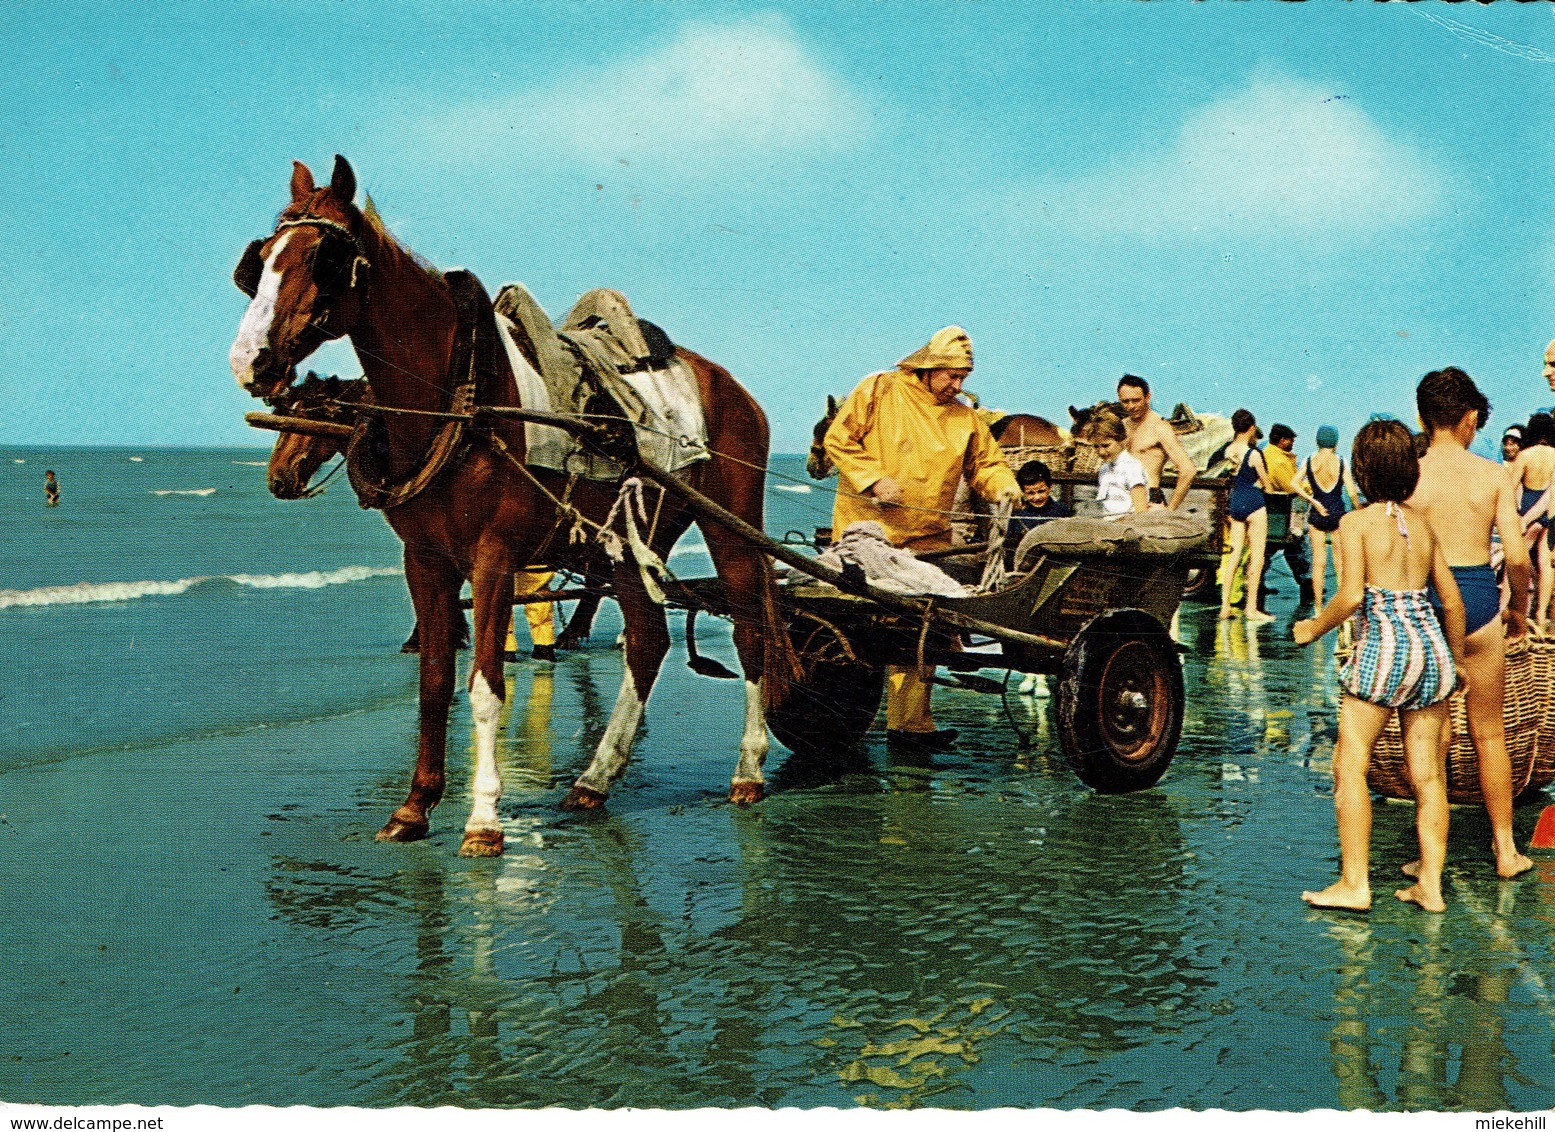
left=5, top=1, right=1555, bottom=455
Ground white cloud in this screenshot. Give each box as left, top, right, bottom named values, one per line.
left=424, top=17, right=866, bottom=178
left=1019, top=75, right=1445, bottom=239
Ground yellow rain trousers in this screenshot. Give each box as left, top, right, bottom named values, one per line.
left=825, top=368, right=1018, bottom=733
left=505, top=569, right=557, bottom=653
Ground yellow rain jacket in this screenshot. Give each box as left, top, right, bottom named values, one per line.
left=825, top=367, right=1018, bottom=552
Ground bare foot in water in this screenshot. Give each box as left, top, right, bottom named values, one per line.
left=1395, top=883, right=1446, bottom=912
left=1219, top=607, right=1237, bottom=620
left=1497, top=851, right=1534, bottom=879
left=1409, top=851, right=1535, bottom=880
left=1245, top=609, right=1276, bottom=624
left=1302, top=882, right=1371, bottom=912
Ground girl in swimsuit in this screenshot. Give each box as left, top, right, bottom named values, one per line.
left=1293, top=420, right=1466, bottom=914
left=1508, top=412, right=1555, bottom=628
left=1295, top=425, right=1364, bottom=611
left=1219, top=409, right=1275, bottom=623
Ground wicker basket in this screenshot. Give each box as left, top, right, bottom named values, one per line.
left=1001, top=442, right=1074, bottom=475
left=1366, top=632, right=1555, bottom=804
left=1070, top=439, right=1104, bottom=477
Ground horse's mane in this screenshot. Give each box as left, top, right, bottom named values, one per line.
left=360, top=195, right=445, bottom=285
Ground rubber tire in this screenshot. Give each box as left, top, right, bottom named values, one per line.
left=766, top=619, right=885, bottom=755
left=1056, top=612, right=1184, bottom=793
left=767, top=658, right=884, bottom=754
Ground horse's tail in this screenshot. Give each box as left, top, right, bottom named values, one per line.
left=760, top=555, right=803, bottom=711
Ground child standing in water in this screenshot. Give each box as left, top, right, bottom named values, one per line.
left=1292, top=420, right=1466, bottom=913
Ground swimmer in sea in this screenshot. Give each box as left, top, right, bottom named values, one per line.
left=1410, top=367, right=1534, bottom=880
left=1293, top=419, right=1465, bottom=913
left=44, top=470, right=59, bottom=507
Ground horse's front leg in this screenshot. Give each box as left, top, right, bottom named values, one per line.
left=562, top=563, right=668, bottom=810
left=379, top=550, right=462, bottom=843
left=461, top=553, right=514, bottom=857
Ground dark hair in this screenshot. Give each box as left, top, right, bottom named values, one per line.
left=1352, top=419, right=1419, bottom=504
left=1269, top=423, right=1296, bottom=445
left=1231, top=408, right=1256, bottom=435
left=1016, top=459, right=1052, bottom=487
left=1416, top=366, right=1490, bottom=434
left=1525, top=412, right=1555, bottom=448
left=1118, top=374, right=1150, bottom=396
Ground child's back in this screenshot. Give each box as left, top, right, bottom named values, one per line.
left=1346, top=501, right=1438, bottom=593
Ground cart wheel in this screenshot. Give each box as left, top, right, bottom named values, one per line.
left=1181, top=566, right=1214, bottom=601
left=1057, top=610, right=1183, bottom=793
left=766, top=618, right=884, bottom=755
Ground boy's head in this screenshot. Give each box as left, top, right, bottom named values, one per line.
left=1268, top=423, right=1296, bottom=451
left=1416, top=366, right=1490, bottom=436
left=1016, top=459, right=1052, bottom=507
left=1352, top=419, right=1419, bottom=504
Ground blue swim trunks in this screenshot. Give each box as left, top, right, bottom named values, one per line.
left=1429, top=563, right=1501, bottom=637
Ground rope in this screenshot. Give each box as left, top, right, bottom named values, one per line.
left=979, top=497, right=1015, bottom=592
left=300, top=455, right=348, bottom=498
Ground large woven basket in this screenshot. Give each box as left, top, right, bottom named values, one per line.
left=1001, top=442, right=1074, bottom=475
left=1070, top=439, right=1104, bottom=477
left=1366, top=631, right=1555, bottom=804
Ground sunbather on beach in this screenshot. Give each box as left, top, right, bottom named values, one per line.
left=1293, top=419, right=1466, bottom=913
left=1218, top=409, right=1276, bottom=624
left=1508, top=412, right=1555, bottom=628
left=1411, top=367, right=1534, bottom=880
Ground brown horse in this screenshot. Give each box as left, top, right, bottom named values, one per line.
left=230, top=156, right=782, bottom=854
left=265, top=373, right=362, bottom=499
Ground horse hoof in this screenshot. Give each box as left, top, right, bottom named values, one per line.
left=376, top=815, right=429, bottom=843
left=561, top=786, right=607, bottom=811
left=729, top=781, right=765, bottom=806
left=459, top=829, right=505, bottom=857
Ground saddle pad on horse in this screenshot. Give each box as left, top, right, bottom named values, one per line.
left=493, top=282, right=709, bottom=480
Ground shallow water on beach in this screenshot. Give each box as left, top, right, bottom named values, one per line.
left=3, top=450, right=1553, bottom=1111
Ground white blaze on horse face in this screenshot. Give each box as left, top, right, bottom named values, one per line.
left=229, top=231, right=293, bottom=390
left=465, top=671, right=504, bottom=835
left=732, top=678, right=769, bottom=787
left=575, top=671, right=644, bottom=796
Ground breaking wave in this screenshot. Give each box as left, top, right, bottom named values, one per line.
left=774, top=483, right=812, bottom=493
left=0, top=566, right=403, bottom=610
left=151, top=488, right=217, bottom=496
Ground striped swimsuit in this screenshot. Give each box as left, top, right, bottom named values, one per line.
left=1338, top=504, right=1457, bottom=710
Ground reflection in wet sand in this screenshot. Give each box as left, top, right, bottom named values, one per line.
left=244, top=622, right=1555, bottom=1111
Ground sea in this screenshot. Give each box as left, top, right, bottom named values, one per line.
left=2, top=447, right=1553, bottom=1114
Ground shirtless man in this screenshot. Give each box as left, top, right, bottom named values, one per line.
left=1411, top=367, right=1534, bottom=880
left=1118, top=374, right=1197, bottom=511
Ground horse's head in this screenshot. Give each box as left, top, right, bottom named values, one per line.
left=806, top=394, right=840, bottom=480
left=1068, top=400, right=1125, bottom=436
left=266, top=373, right=362, bottom=499
left=230, top=156, right=372, bottom=399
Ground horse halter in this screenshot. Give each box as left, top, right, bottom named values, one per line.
left=233, top=217, right=372, bottom=323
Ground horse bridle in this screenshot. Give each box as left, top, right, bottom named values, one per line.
left=233, top=216, right=372, bottom=319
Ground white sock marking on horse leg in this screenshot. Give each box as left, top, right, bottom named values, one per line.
left=230, top=231, right=291, bottom=389
left=733, top=678, right=769, bottom=786
left=466, top=671, right=504, bottom=834
left=575, top=671, right=643, bottom=795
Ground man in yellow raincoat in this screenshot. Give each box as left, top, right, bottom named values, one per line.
left=824, top=326, right=1020, bottom=749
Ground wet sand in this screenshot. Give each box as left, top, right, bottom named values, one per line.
left=3, top=592, right=1553, bottom=1110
